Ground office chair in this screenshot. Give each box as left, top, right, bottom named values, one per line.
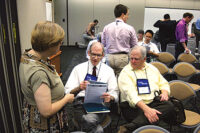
left=173, top=62, right=200, bottom=92
left=151, top=61, right=170, bottom=75
left=169, top=80, right=200, bottom=131
left=151, top=61, right=176, bottom=81
left=73, top=114, right=112, bottom=133
left=177, top=53, right=197, bottom=63
left=193, top=124, right=200, bottom=133
left=157, top=52, right=176, bottom=67
left=166, top=43, right=176, bottom=56
left=173, top=62, right=198, bottom=82
left=132, top=125, right=170, bottom=133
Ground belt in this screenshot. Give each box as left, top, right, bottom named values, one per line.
left=111, top=52, right=128, bottom=54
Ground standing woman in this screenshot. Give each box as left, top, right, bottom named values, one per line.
left=19, top=21, right=74, bottom=132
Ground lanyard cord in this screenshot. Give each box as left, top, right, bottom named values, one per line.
left=116, top=20, right=122, bottom=25
left=87, top=61, right=102, bottom=77
left=133, top=68, right=148, bottom=80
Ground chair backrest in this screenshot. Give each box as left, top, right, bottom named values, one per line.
left=156, top=42, right=161, bottom=52
left=177, top=53, right=197, bottom=63
left=157, top=52, right=175, bottom=66
left=169, top=80, right=196, bottom=100
left=173, top=62, right=197, bottom=81
left=187, top=40, right=196, bottom=55
left=166, top=43, right=176, bottom=56
left=151, top=61, right=169, bottom=75
left=132, top=125, right=170, bottom=133
left=193, top=124, right=200, bottom=133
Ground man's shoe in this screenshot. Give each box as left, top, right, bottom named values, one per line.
left=118, top=126, right=127, bottom=133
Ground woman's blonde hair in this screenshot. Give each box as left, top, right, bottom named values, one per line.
left=31, top=21, right=65, bottom=52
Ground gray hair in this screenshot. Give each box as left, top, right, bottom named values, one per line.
left=129, top=45, right=147, bottom=59
left=89, top=42, right=105, bottom=55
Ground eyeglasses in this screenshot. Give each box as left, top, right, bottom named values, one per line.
left=130, top=57, right=142, bottom=61
left=90, top=53, right=102, bottom=58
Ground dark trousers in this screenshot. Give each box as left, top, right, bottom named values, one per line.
left=195, top=30, right=200, bottom=48
left=120, top=100, right=175, bottom=133
left=160, top=39, right=175, bottom=52
left=73, top=98, right=106, bottom=132
left=175, top=41, right=187, bottom=59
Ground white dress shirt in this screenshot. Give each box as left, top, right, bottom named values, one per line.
left=138, top=41, right=160, bottom=53
left=64, top=60, right=119, bottom=102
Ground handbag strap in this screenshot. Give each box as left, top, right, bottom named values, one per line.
left=154, top=90, right=161, bottom=97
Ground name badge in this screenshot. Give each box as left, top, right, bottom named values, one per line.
left=84, top=74, right=97, bottom=81
left=137, top=79, right=151, bottom=95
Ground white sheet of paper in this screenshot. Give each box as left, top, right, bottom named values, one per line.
left=84, top=82, right=107, bottom=103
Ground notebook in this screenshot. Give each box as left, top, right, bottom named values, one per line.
left=83, top=81, right=110, bottom=113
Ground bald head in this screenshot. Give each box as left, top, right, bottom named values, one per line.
left=129, top=45, right=147, bottom=59
left=88, top=42, right=104, bottom=66
left=89, top=42, right=104, bottom=55
left=129, top=46, right=147, bottom=69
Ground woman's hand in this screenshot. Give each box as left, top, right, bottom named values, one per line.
left=65, top=94, right=74, bottom=103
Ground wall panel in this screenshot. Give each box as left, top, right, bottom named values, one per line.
left=145, top=0, right=170, bottom=8
left=68, top=0, right=93, bottom=46
left=120, top=0, right=145, bottom=32
left=94, top=0, right=119, bottom=33
left=17, top=0, right=46, bottom=52
left=65, top=0, right=200, bottom=46
left=54, top=0, right=68, bottom=45
left=170, top=0, right=195, bottom=9
left=194, top=0, right=200, bottom=10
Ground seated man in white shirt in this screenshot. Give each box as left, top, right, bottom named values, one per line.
left=138, top=30, right=160, bottom=53
left=118, top=46, right=175, bottom=133
left=65, top=42, right=118, bottom=133
left=86, top=32, right=106, bottom=63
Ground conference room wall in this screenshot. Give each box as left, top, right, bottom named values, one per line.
left=16, top=0, right=200, bottom=48
left=17, top=0, right=46, bottom=52
left=67, top=0, right=200, bottom=46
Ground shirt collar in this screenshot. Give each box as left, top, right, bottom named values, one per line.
left=181, top=18, right=187, bottom=25
left=129, top=62, right=148, bottom=71
left=115, top=18, right=124, bottom=23
left=141, top=41, right=151, bottom=46
left=88, top=60, right=101, bottom=70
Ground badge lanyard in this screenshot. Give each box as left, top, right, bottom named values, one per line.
left=133, top=69, right=151, bottom=95
left=84, top=61, right=102, bottom=81
left=116, top=20, right=122, bottom=25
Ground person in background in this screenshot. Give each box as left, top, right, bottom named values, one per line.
left=102, top=4, right=138, bottom=77
left=65, top=42, right=118, bottom=133
left=19, top=21, right=74, bottom=132
left=194, top=17, right=200, bottom=49
left=83, top=19, right=99, bottom=40
left=175, top=12, right=194, bottom=59
left=154, top=14, right=177, bottom=52
left=137, top=29, right=144, bottom=42
left=138, top=30, right=160, bottom=54
left=118, top=46, right=175, bottom=133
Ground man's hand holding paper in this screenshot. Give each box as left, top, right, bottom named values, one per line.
left=101, top=93, right=114, bottom=102
left=80, top=81, right=90, bottom=90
